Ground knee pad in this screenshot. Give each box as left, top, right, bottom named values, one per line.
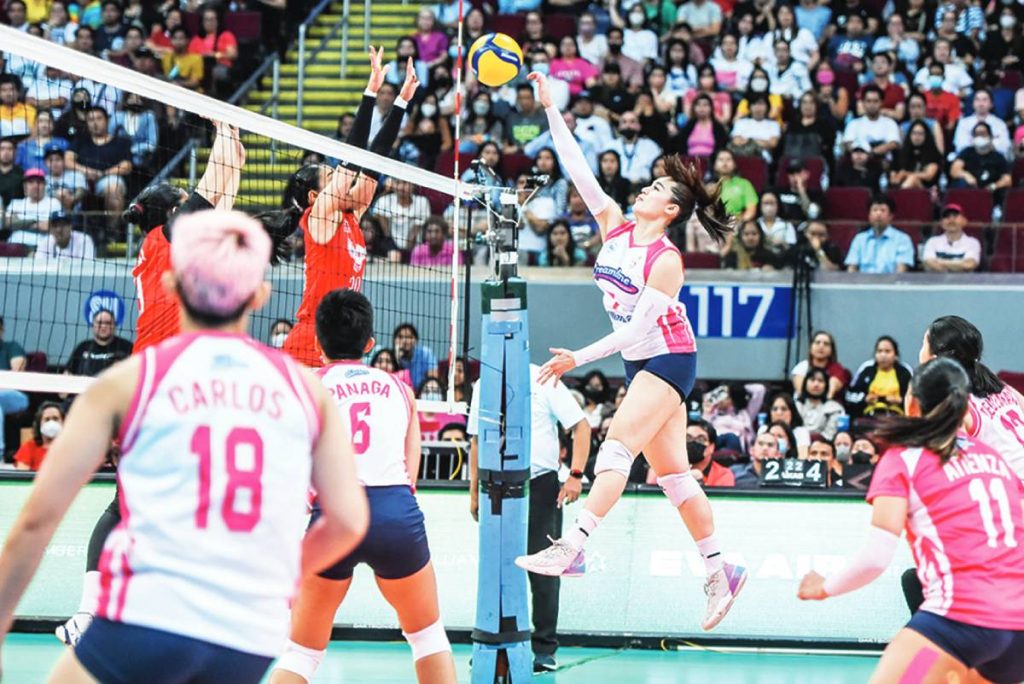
left=657, top=471, right=702, bottom=508
left=594, top=439, right=634, bottom=479
left=275, top=640, right=326, bottom=682
left=403, top=619, right=451, bottom=662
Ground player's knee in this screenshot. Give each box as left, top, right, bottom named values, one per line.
left=657, top=471, right=702, bottom=508
left=402, top=619, right=451, bottom=661
left=274, top=640, right=326, bottom=682
left=594, top=439, right=634, bottom=479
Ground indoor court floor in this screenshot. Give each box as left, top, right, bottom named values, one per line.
left=5, top=635, right=880, bottom=683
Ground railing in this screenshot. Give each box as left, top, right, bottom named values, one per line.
left=295, top=0, right=337, bottom=128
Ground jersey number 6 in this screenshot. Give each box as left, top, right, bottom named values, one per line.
left=191, top=425, right=264, bottom=532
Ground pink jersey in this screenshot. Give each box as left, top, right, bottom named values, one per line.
left=967, top=387, right=1024, bottom=480
left=98, top=332, right=321, bottom=657
left=593, top=222, right=696, bottom=361
left=868, top=436, right=1024, bottom=630
left=316, top=361, right=412, bottom=487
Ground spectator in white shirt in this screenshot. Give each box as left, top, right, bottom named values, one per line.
left=676, top=0, right=723, bottom=40
left=730, top=94, right=781, bottom=161
left=571, top=92, right=614, bottom=152
left=763, top=5, right=820, bottom=67
left=710, top=34, right=754, bottom=96
left=912, top=39, right=973, bottom=98
left=922, top=203, right=980, bottom=273
left=370, top=179, right=432, bottom=251
left=25, top=66, right=75, bottom=120
left=766, top=40, right=811, bottom=102
left=757, top=191, right=797, bottom=249
left=952, top=89, right=1012, bottom=158
left=577, top=12, right=607, bottom=66
left=613, top=4, right=660, bottom=63
left=5, top=169, right=62, bottom=237
left=34, top=211, right=96, bottom=260
left=842, top=85, right=901, bottom=159
left=603, top=111, right=662, bottom=185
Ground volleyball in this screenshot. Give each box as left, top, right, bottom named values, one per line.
left=468, top=32, right=524, bottom=87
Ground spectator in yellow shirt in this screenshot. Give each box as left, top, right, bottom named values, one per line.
left=161, top=27, right=204, bottom=91
left=0, top=75, right=37, bottom=141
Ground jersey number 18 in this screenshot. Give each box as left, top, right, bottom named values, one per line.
left=190, top=425, right=264, bottom=532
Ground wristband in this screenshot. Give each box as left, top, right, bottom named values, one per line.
left=569, top=469, right=584, bottom=480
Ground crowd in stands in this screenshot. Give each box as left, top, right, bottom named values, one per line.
left=347, top=0, right=1024, bottom=271
left=0, top=0, right=300, bottom=253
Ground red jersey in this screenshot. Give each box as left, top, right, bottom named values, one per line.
left=132, top=228, right=180, bottom=354
left=868, top=436, right=1024, bottom=630
left=282, top=207, right=367, bottom=367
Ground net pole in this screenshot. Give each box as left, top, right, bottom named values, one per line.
left=447, top=0, right=466, bottom=410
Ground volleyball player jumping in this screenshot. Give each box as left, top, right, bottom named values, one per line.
left=55, top=119, right=248, bottom=647
left=281, top=50, right=419, bottom=367
left=0, top=210, right=369, bottom=684
left=799, top=358, right=1024, bottom=684
left=270, top=289, right=455, bottom=684
left=514, top=72, right=747, bottom=631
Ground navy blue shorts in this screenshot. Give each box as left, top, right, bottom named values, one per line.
left=75, top=618, right=273, bottom=684
left=623, top=352, right=697, bottom=403
left=313, top=485, right=431, bottom=581
left=908, top=611, right=1024, bottom=683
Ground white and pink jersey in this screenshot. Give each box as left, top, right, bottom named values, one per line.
left=868, top=436, right=1024, bottom=630
left=966, top=386, right=1024, bottom=480
left=316, top=361, right=412, bottom=487
left=593, top=222, right=696, bottom=361
left=98, top=332, right=321, bottom=657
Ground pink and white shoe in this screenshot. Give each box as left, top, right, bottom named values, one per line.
left=702, top=563, right=748, bottom=631
left=562, top=550, right=586, bottom=578
left=515, top=537, right=581, bottom=577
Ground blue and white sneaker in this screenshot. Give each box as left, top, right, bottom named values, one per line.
left=701, top=563, right=748, bottom=631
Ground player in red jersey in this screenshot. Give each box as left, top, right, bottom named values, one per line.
left=53, top=120, right=247, bottom=647
left=281, top=51, right=419, bottom=367
left=799, top=358, right=1024, bottom=684
left=126, top=120, right=246, bottom=354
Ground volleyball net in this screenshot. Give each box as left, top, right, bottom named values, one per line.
left=0, top=26, right=477, bottom=415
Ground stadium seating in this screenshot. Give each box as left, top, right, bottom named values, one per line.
left=824, top=188, right=872, bottom=221
left=734, top=156, right=768, bottom=194
left=888, top=188, right=933, bottom=225
left=943, top=188, right=994, bottom=224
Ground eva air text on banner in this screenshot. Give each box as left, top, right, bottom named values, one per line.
left=679, top=285, right=792, bottom=339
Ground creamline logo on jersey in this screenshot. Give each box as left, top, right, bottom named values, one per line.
left=593, top=264, right=639, bottom=295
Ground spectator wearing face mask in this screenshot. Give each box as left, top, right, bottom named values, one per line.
left=981, top=11, right=1023, bottom=73
left=732, top=430, right=780, bottom=488
left=949, top=122, right=1012, bottom=201
left=832, top=430, right=854, bottom=465
left=14, top=402, right=65, bottom=471
left=268, top=319, right=293, bottom=350
left=795, top=368, right=847, bottom=440
left=735, top=67, right=784, bottom=125
left=921, top=63, right=962, bottom=133
left=762, top=420, right=800, bottom=460
left=603, top=111, right=661, bottom=185
left=601, top=28, right=645, bottom=92
left=952, top=89, right=1012, bottom=159
left=756, top=191, right=796, bottom=250
left=609, top=2, right=659, bottom=64
left=686, top=419, right=736, bottom=488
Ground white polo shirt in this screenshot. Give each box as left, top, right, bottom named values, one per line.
left=467, top=364, right=586, bottom=478
left=922, top=232, right=981, bottom=266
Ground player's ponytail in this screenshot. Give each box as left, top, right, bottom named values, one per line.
left=248, top=163, right=330, bottom=264
left=870, top=358, right=971, bottom=462
left=123, top=182, right=185, bottom=233
left=664, top=154, right=734, bottom=245
left=925, top=315, right=1004, bottom=398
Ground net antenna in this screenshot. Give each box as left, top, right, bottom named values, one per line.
left=0, top=26, right=477, bottom=417
left=448, top=0, right=466, bottom=414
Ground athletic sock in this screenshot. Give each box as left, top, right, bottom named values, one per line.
left=78, top=571, right=101, bottom=614
left=563, top=509, right=602, bottom=551
left=696, top=535, right=725, bottom=575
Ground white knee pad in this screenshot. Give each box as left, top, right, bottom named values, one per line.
left=594, top=439, right=634, bottom=479
left=657, top=471, right=702, bottom=508
left=275, top=640, right=326, bottom=682
left=403, top=619, right=451, bottom=662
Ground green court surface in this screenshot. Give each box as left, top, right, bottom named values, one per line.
left=4, top=635, right=880, bottom=683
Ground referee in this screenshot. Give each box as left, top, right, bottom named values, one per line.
left=468, top=363, right=591, bottom=673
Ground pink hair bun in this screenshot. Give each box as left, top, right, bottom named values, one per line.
left=170, top=209, right=271, bottom=318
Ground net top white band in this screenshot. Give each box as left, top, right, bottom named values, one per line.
left=0, top=26, right=477, bottom=199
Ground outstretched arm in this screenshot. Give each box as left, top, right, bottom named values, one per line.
left=529, top=71, right=622, bottom=239
left=195, top=121, right=245, bottom=210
